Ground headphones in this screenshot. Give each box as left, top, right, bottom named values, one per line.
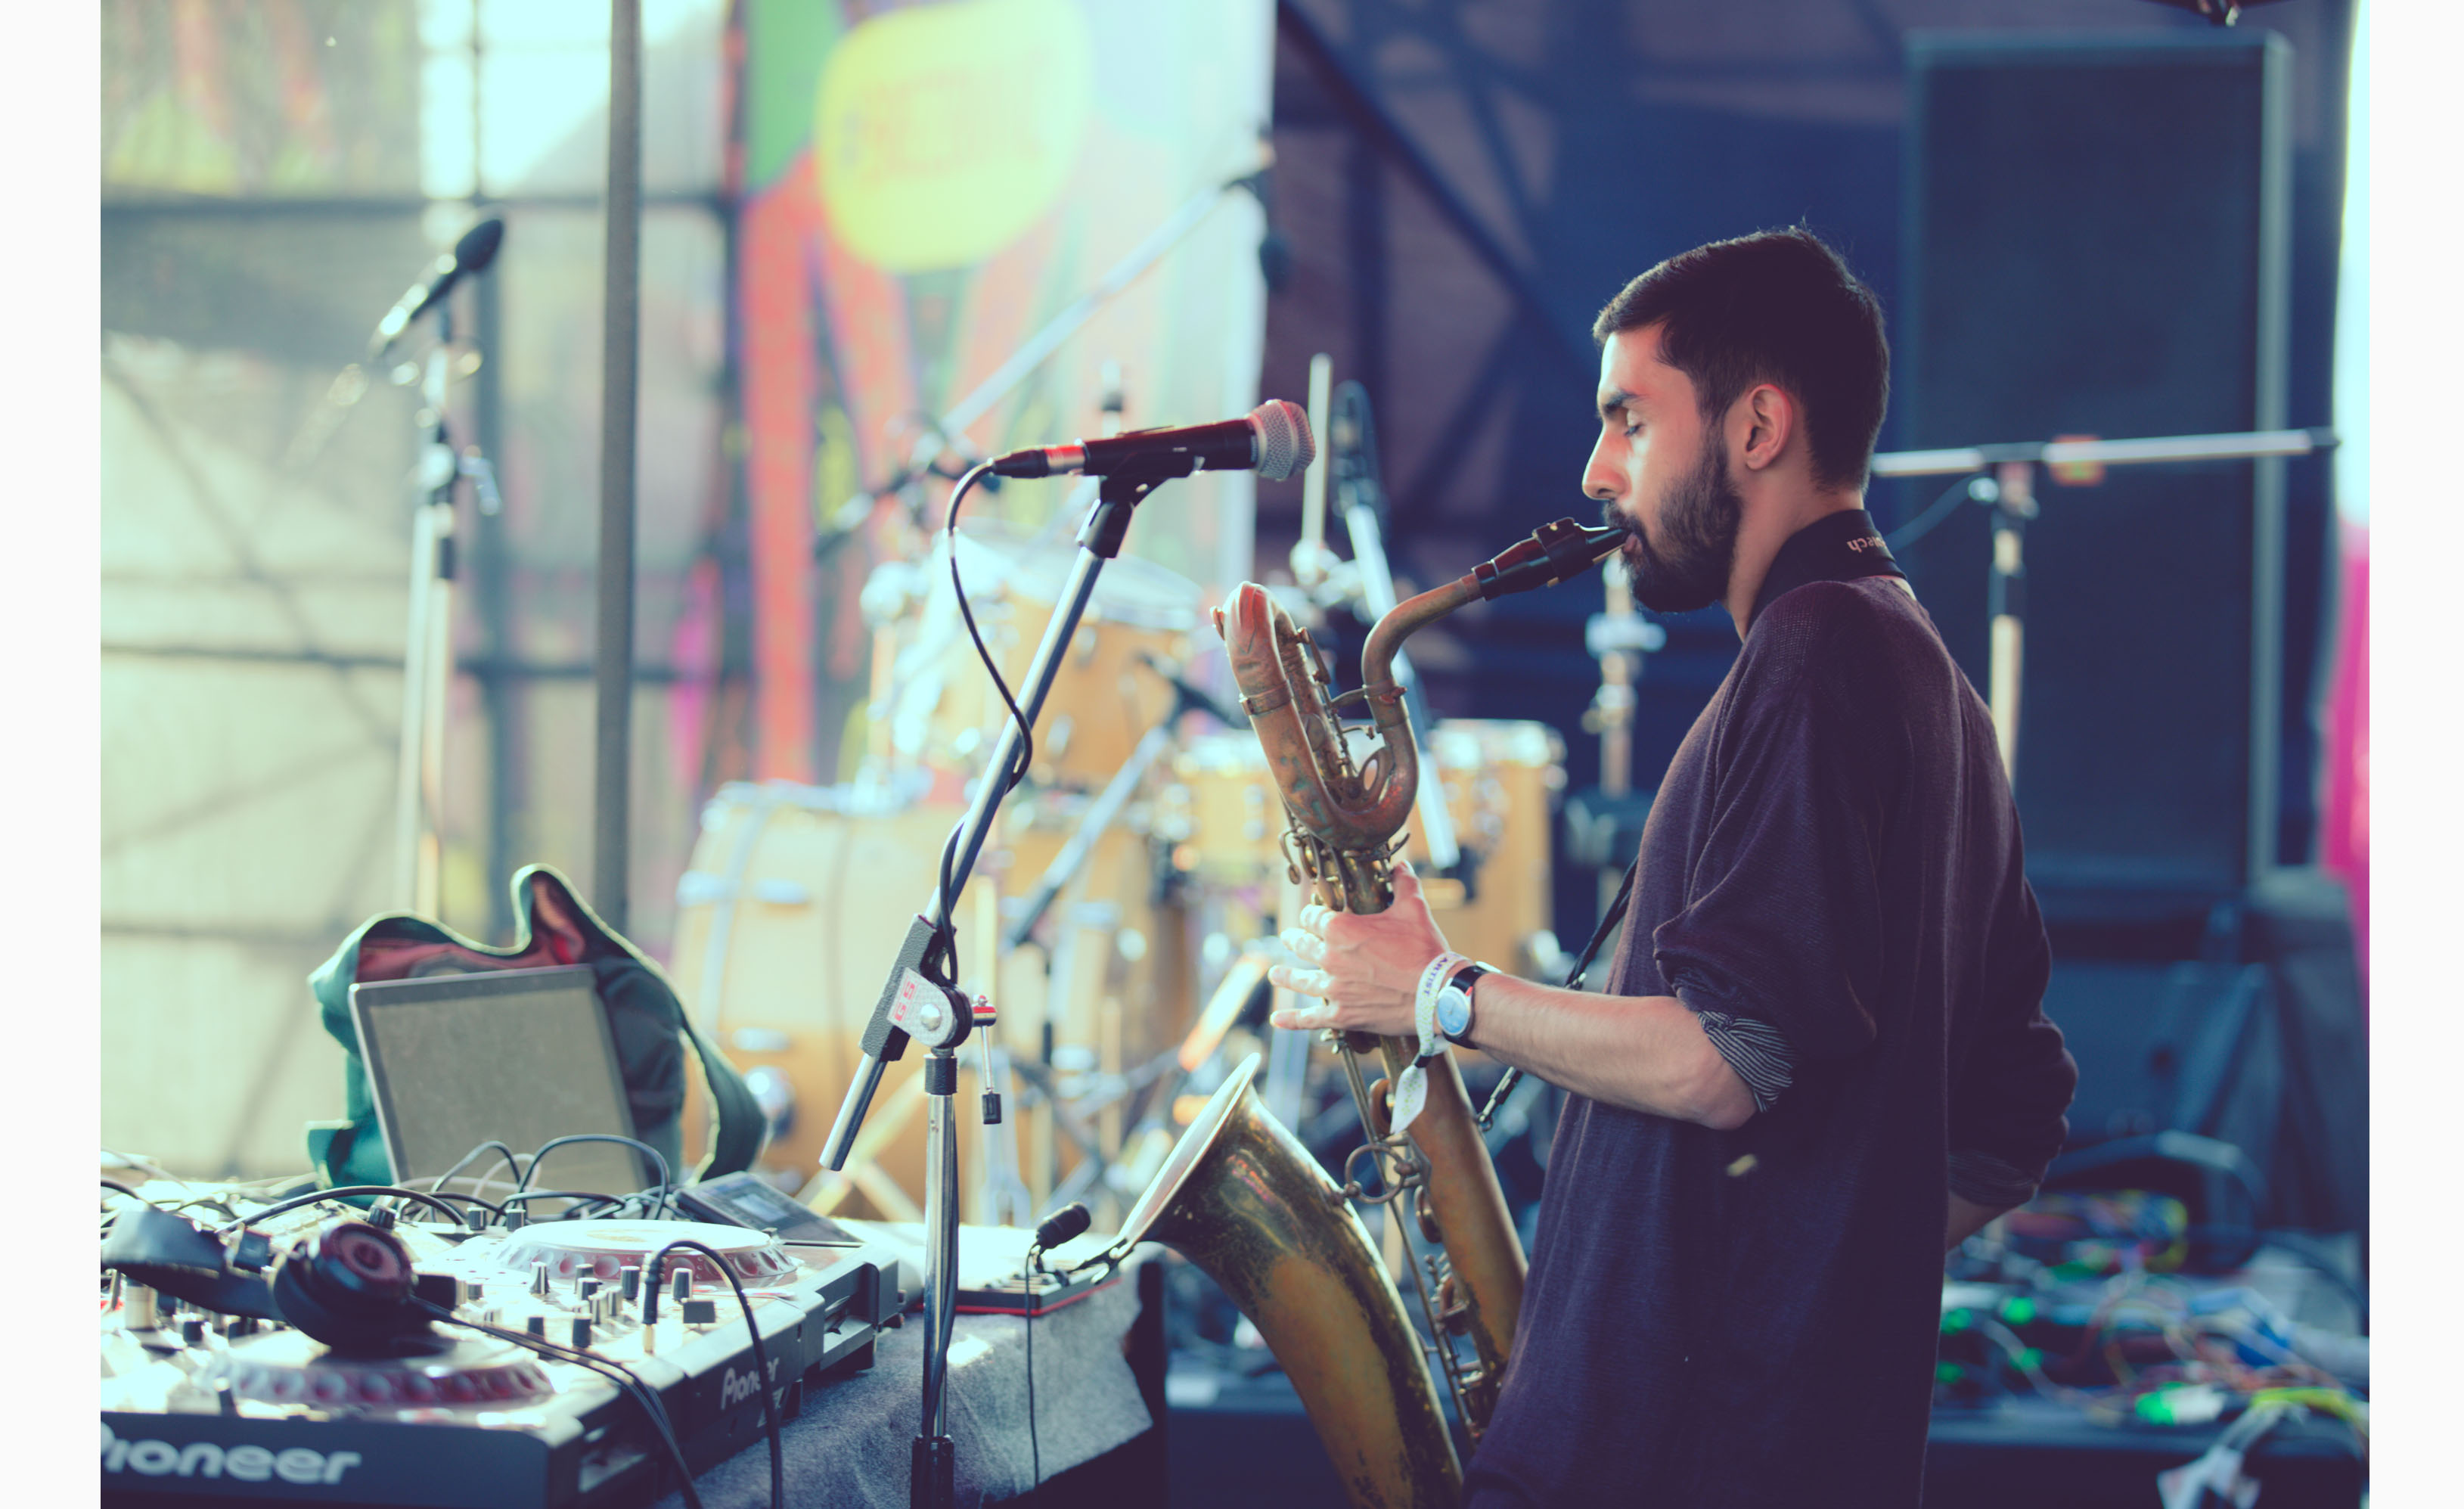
left=267, top=1219, right=435, bottom=1352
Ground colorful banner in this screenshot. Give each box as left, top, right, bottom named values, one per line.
left=728, top=0, right=1274, bottom=783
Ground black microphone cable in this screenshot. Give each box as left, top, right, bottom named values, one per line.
left=644, top=1240, right=784, bottom=1509
left=428, top=1139, right=524, bottom=1197
left=217, top=1185, right=497, bottom=1230
left=412, top=1297, right=706, bottom=1509
left=925, top=461, right=1028, bottom=986
left=1023, top=1246, right=1041, bottom=1494
left=1022, top=1202, right=1094, bottom=1495
left=520, top=1135, right=673, bottom=1218
left=495, top=1191, right=630, bottom=1220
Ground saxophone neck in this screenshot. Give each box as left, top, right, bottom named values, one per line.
left=1360, top=517, right=1625, bottom=704
left=1360, top=576, right=1479, bottom=714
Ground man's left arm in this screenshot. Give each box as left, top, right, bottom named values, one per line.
left=1266, top=862, right=1758, bottom=1129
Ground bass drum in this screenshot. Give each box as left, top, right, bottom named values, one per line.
left=1160, top=718, right=1564, bottom=978
left=670, top=781, right=1189, bottom=1221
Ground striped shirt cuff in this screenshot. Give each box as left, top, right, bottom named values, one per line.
left=1947, top=1149, right=2041, bottom=1209
left=1694, top=1008, right=1794, bottom=1113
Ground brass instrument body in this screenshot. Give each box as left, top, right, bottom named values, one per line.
left=1213, top=573, right=1534, bottom=1438
left=1137, top=1056, right=1462, bottom=1507
left=1206, top=519, right=1617, bottom=1448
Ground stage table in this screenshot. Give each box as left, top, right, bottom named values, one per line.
left=653, top=1252, right=1161, bottom=1508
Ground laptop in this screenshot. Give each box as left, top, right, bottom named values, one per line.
left=349, top=965, right=650, bottom=1204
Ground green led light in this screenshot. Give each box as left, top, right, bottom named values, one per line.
left=1936, top=1362, right=1963, bottom=1385
left=2018, top=1347, right=2044, bottom=1371
left=2000, top=1296, right=2037, bottom=1326
left=1941, top=1309, right=1972, bottom=1333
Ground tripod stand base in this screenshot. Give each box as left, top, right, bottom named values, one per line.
left=913, top=1433, right=955, bottom=1509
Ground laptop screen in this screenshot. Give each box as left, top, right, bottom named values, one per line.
left=349, top=964, right=649, bottom=1204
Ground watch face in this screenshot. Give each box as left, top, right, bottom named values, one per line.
left=1435, top=984, right=1472, bottom=1038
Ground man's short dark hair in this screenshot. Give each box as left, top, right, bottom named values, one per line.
left=1593, top=228, right=1888, bottom=492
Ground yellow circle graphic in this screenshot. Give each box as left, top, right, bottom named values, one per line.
left=814, top=0, right=1095, bottom=273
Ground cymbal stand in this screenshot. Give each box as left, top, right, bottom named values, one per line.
left=821, top=462, right=1195, bottom=1509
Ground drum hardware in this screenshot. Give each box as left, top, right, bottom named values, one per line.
left=998, top=655, right=1228, bottom=952
left=1571, top=551, right=1666, bottom=912
left=985, top=649, right=1230, bottom=1227
left=796, top=1070, right=930, bottom=1224
left=856, top=523, right=1205, bottom=794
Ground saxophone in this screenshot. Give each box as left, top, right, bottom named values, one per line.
left=1212, top=517, right=1625, bottom=1438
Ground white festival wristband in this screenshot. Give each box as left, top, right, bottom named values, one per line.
left=1392, top=950, right=1466, bottom=1139
left=1413, top=951, right=1468, bottom=1061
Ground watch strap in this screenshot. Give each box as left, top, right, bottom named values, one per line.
left=1441, top=961, right=1492, bottom=1046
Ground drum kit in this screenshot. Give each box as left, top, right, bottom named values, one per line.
left=669, top=512, right=1571, bottom=1230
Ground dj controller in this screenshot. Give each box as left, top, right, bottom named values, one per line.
left=101, top=1211, right=901, bottom=1509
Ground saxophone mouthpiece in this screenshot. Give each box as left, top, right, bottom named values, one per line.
left=1470, top=518, right=1626, bottom=601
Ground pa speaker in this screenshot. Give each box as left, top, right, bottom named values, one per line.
left=1899, top=33, right=2292, bottom=913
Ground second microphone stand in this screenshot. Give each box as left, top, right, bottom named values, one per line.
left=391, top=303, right=502, bottom=917
left=820, top=461, right=1193, bottom=1509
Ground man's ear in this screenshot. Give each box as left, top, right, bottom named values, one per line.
left=1736, top=383, right=1794, bottom=474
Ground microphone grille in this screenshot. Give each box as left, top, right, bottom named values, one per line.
left=1034, top=1201, right=1094, bottom=1250
left=1249, top=399, right=1313, bottom=482
left=455, top=217, right=507, bottom=275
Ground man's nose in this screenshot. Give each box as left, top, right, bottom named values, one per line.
left=1582, top=438, right=1619, bottom=501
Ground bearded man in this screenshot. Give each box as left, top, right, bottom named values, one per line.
left=1269, top=228, right=2078, bottom=1507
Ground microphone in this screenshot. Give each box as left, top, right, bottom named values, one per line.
left=1032, top=1203, right=1093, bottom=1254
left=989, top=400, right=1313, bottom=482
left=368, top=219, right=507, bottom=361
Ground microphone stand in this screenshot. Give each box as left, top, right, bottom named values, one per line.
left=389, top=303, right=502, bottom=916
left=820, top=460, right=1196, bottom=1509
left=1870, top=424, right=2332, bottom=816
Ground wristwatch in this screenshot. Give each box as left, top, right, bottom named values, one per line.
left=1435, top=962, right=1492, bottom=1048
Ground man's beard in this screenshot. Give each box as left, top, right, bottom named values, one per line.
left=1607, top=436, right=1743, bottom=615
